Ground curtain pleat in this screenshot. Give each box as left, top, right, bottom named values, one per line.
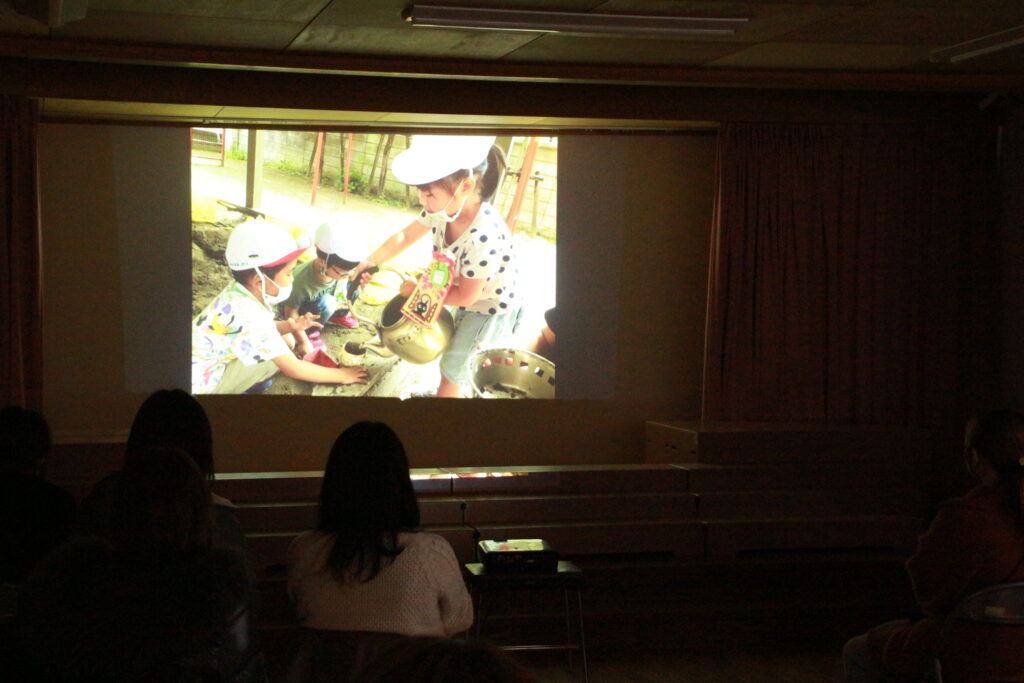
left=703, top=122, right=999, bottom=431
left=0, top=95, right=42, bottom=409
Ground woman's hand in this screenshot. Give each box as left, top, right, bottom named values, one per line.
left=287, top=313, right=322, bottom=334
left=399, top=278, right=418, bottom=298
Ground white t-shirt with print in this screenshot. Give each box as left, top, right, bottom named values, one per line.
left=416, top=201, right=519, bottom=316
left=191, top=281, right=290, bottom=394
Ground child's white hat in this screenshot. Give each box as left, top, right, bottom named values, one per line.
left=315, top=222, right=361, bottom=263
left=392, top=135, right=495, bottom=186
left=226, top=220, right=310, bottom=271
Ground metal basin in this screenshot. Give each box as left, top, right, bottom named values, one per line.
left=379, top=294, right=454, bottom=364
left=469, top=347, right=556, bottom=399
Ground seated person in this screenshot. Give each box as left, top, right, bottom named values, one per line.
left=17, top=447, right=261, bottom=682
left=281, top=221, right=365, bottom=357
left=0, top=405, right=76, bottom=584
left=192, top=219, right=367, bottom=394
left=78, top=389, right=247, bottom=557
left=843, top=410, right=1024, bottom=682
left=287, top=422, right=473, bottom=638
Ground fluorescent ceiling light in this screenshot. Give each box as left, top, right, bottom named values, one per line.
left=929, top=24, right=1024, bottom=64
left=404, top=4, right=747, bottom=38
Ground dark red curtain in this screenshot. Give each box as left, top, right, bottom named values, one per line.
left=0, top=95, right=42, bottom=409
left=703, top=122, right=999, bottom=430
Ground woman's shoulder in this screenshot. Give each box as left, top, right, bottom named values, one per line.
left=400, top=531, right=458, bottom=560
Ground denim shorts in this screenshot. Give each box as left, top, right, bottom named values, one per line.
left=440, top=306, right=523, bottom=390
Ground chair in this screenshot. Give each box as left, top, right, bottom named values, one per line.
left=931, top=581, right=1024, bottom=683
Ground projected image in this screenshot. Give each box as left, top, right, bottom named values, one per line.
left=190, top=130, right=556, bottom=398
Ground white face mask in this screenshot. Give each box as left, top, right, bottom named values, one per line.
left=257, top=268, right=292, bottom=306
left=424, top=179, right=470, bottom=224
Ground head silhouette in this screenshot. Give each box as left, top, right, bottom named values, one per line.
left=317, top=421, right=420, bottom=581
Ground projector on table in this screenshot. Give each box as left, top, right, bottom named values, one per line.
left=477, top=538, right=558, bottom=574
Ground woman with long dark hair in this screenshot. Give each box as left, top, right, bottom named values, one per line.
left=18, top=447, right=261, bottom=681
left=78, top=389, right=246, bottom=554
left=287, top=422, right=472, bottom=637
left=843, top=410, right=1024, bottom=681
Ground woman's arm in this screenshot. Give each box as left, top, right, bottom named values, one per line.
left=273, top=353, right=368, bottom=384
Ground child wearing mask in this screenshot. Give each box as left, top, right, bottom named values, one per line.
left=192, top=220, right=368, bottom=394
left=280, top=222, right=363, bottom=358
left=351, top=135, right=521, bottom=398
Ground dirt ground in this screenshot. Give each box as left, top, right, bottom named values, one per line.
left=190, top=158, right=555, bottom=397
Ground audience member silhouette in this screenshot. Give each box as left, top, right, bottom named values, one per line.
left=0, top=405, right=76, bottom=585
left=78, top=389, right=246, bottom=553
left=843, top=409, right=1024, bottom=682
left=285, top=422, right=473, bottom=681
left=17, top=446, right=262, bottom=682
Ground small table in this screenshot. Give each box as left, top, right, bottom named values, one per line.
left=464, top=560, right=588, bottom=682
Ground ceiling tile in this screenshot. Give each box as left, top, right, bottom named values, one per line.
left=504, top=34, right=750, bottom=66
left=290, top=25, right=541, bottom=58
left=88, top=1, right=330, bottom=23
left=708, top=42, right=933, bottom=69
left=52, top=9, right=306, bottom=50
left=779, top=5, right=1024, bottom=46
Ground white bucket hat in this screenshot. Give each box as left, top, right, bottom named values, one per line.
left=314, top=222, right=360, bottom=263
left=391, top=135, right=496, bottom=186
left=226, top=220, right=311, bottom=271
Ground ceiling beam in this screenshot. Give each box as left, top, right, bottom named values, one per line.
left=1, top=36, right=1023, bottom=94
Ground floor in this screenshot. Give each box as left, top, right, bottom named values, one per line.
left=519, top=646, right=844, bottom=683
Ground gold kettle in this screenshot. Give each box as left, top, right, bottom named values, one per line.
left=378, top=294, right=454, bottom=364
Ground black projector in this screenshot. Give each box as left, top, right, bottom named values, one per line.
left=477, top=539, right=558, bottom=574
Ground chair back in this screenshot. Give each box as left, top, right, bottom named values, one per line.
left=931, top=581, right=1024, bottom=683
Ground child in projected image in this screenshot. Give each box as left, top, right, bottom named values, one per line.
left=280, top=221, right=363, bottom=357
left=351, top=135, right=522, bottom=398
left=191, top=220, right=368, bottom=394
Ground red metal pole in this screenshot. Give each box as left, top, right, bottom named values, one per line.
left=343, top=133, right=354, bottom=204
left=310, top=131, right=325, bottom=206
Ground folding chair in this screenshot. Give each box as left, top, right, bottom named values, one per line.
left=930, top=581, right=1024, bottom=682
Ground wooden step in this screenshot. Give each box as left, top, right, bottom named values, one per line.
left=677, top=460, right=922, bottom=492
left=471, top=520, right=705, bottom=560
left=235, top=496, right=466, bottom=532
left=446, top=465, right=690, bottom=495
left=703, top=515, right=923, bottom=561
left=696, top=488, right=926, bottom=519
left=213, top=469, right=455, bottom=503
left=462, top=492, right=697, bottom=525
left=645, top=421, right=932, bottom=466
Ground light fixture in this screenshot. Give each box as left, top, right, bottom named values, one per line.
left=929, top=24, right=1024, bottom=64
left=403, top=4, right=747, bottom=38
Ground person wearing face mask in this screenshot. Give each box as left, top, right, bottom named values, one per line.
left=192, top=220, right=369, bottom=394
left=350, top=135, right=521, bottom=398
left=280, top=222, right=366, bottom=358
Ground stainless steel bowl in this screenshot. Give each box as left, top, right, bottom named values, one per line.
left=469, top=347, right=556, bottom=399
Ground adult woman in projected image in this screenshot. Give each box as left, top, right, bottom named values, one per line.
left=287, top=421, right=472, bottom=644
left=350, top=135, right=521, bottom=398
left=191, top=220, right=368, bottom=394
left=842, top=410, right=1024, bottom=682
